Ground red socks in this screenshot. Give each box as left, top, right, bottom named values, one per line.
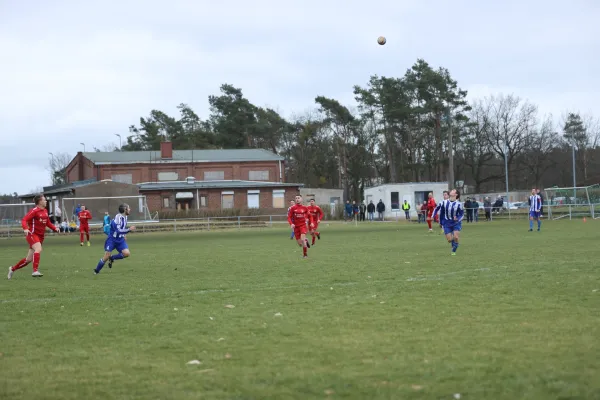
left=427, top=220, right=432, bottom=229
left=11, top=258, right=29, bottom=271
left=33, top=253, right=41, bottom=272
left=80, top=232, right=84, bottom=242
left=311, top=234, right=316, bottom=245
left=86, top=233, right=90, bottom=241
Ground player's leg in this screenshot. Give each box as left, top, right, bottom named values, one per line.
left=536, top=214, right=541, bottom=231
left=85, top=228, right=90, bottom=245
left=529, top=212, right=534, bottom=231
left=95, top=238, right=115, bottom=273
left=80, top=228, right=84, bottom=245
left=290, top=229, right=294, bottom=240
left=315, top=223, right=320, bottom=240
left=8, top=248, right=35, bottom=279
left=31, top=242, right=43, bottom=276
left=451, top=229, right=461, bottom=254
left=299, top=233, right=308, bottom=257
left=310, top=230, right=316, bottom=245
left=109, top=241, right=131, bottom=264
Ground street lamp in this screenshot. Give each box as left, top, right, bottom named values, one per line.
left=115, top=134, right=122, bottom=149
left=504, top=137, right=510, bottom=219
left=445, top=112, right=454, bottom=191
left=572, top=141, right=577, bottom=203
left=80, top=143, right=86, bottom=152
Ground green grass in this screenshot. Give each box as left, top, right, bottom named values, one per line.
left=1, top=220, right=599, bottom=400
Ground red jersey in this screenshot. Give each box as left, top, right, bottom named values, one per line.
left=427, top=198, right=437, bottom=213
left=288, top=204, right=314, bottom=228
left=21, top=207, right=57, bottom=236
left=78, top=210, right=92, bottom=226
left=307, top=205, right=324, bottom=223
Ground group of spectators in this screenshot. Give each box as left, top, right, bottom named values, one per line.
left=344, top=200, right=386, bottom=221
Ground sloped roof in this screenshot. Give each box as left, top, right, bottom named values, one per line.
left=138, top=180, right=303, bottom=191
left=83, top=149, right=284, bottom=164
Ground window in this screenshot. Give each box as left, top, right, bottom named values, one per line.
left=163, top=197, right=170, bottom=208
left=391, top=191, right=399, bottom=210
left=249, top=170, right=269, bottom=181
left=272, top=190, right=285, bottom=208
left=221, top=191, right=234, bottom=209
left=200, top=195, right=207, bottom=207
left=158, top=172, right=178, bottom=181
left=205, top=171, right=225, bottom=180
left=247, top=190, right=260, bottom=208
left=111, top=174, right=132, bottom=184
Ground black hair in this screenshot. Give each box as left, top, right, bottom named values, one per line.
left=33, top=194, right=45, bottom=205
left=118, top=203, right=129, bottom=214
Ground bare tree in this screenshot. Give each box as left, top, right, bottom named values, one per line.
left=483, top=94, right=538, bottom=185
left=47, top=153, right=72, bottom=186
left=521, top=115, right=559, bottom=187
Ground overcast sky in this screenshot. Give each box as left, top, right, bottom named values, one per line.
left=1, top=0, right=599, bottom=195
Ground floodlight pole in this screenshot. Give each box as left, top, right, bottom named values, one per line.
left=504, top=138, right=510, bottom=219
left=445, top=112, right=454, bottom=191
left=572, top=144, right=576, bottom=203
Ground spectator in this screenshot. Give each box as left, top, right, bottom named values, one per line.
left=367, top=200, right=375, bottom=221
left=60, top=220, right=69, bottom=233
left=359, top=202, right=366, bottom=221
left=352, top=201, right=359, bottom=220
left=345, top=201, right=353, bottom=221
left=419, top=201, right=427, bottom=223
left=465, top=198, right=473, bottom=223
left=484, top=197, right=492, bottom=221
left=472, top=198, right=480, bottom=222
left=376, top=199, right=385, bottom=221
left=55, top=205, right=62, bottom=224
left=402, top=200, right=411, bottom=220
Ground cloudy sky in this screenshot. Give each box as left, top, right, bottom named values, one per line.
left=1, top=0, right=599, bottom=195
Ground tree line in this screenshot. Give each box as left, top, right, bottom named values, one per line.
left=6, top=58, right=599, bottom=203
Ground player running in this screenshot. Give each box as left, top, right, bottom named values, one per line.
left=78, top=205, right=92, bottom=246
left=288, top=195, right=314, bottom=258
left=8, top=194, right=60, bottom=279
left=94, top=204, right=136, bottom=274
left=426, top=192, right=437, bottom=232
left=307, top=198, right=324, bottom=245
left=440, top=189, right=464, bottom=255
left=528, top=188, right=542, bottom=232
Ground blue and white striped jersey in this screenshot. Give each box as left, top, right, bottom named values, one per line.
left=432, top=200, right=447, bottom=222
left=110, top=213, right=130, bottom=240
left=529, top=195, right=542, bottom=212
left=438, top=199, right=464, bottom=223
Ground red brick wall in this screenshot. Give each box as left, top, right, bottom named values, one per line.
left=66, top=153, right=95, bottom=182
left=143, top=187, right=301, bottom=213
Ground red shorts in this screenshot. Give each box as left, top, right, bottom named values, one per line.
left=427, top=210, right=434, bottom=219
left=80, top=225, right=89, bottom=232
left=26, top=234, right=44, bottom=249
left=294, top=225, right=308, bottom=239
left=310, top=222, right=319, bottom=231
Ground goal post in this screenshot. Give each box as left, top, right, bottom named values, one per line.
left=0, top=203, right=35, bottom=238
left=61, top=196, right=156, bottom=225
left=543, top=184, right=597, bottom=220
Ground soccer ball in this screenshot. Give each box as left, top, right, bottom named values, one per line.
left=377, top=36, right=386, bottom=45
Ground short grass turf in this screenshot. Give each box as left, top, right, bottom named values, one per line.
left=1, top=220, right=599, bottom=400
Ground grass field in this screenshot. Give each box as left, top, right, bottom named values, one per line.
left=1, top=220, right=599, bottom=399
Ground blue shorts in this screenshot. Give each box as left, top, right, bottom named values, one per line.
left=104, top=237, right=128, bottom=253
left=443, top=221, right=462, bottom=235
left=529, top=211, right=541, bottom=219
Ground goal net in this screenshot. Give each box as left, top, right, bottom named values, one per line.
left=543, top=184, right=599, bottom=220
left=62, top=196, right=156, bottom=225
left=0, top=203, right=34, bottom=238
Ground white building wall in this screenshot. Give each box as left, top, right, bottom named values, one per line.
left=363, top=182, right=448, bottom=218
left=300, top=188, right=343, bottom=205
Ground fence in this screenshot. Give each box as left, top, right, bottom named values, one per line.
left=1, top=204, right=598, bottom=238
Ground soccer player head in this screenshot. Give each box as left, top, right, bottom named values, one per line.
left=118, top=203, right=131, bottom=216
left=428, top=192, right=433, bottom=199
left=309, top=199, right=316, bottom=206
left=295, top=194, right=303, bottom=205
left=289, top=200, right=295, bottom=207
left=449, top=189, right=459, bottom=201
left=531, top=188, right=537, bottom=195
left=81, top=205, right=86, bottom=211
left=34, top=194, right=47, bottom=209
left=443, top=190, right=449, bottom=200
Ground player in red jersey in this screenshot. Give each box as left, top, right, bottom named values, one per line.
left=426, top=192, right=437, bottom=232
left=307, top=198, right=324, bottom=245
left=287, top=194, right=314, bottom=258
left=8, top=194, right=60, bottom=279
left=78, top=205, right=92, bottom=246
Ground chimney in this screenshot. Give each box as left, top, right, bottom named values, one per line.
left=160, top=141, right=173, bottom=159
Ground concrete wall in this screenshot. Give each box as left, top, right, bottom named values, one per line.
left=300, top=188, right=343, bottom=205
left=363, top=183, right=448, bottom=218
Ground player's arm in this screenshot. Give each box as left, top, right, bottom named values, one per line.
left=111, top=218, right=130, bottom=234
left=21, top=209, right=35, bottom=234
left=456, top=204, right=465, bottom=221
left=287, top=208, right=294, bottom=227
left=431, top=202, right=442, bottom=219
left=45, top=218, right=59, bottom=232
left=317, top=206, right=324, bottom=222
left=308, top=211, right=315, bottom=228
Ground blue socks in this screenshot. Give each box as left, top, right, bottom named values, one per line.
left=537, top=219, right=541, bottom=230
left=290, top=230, right=294, bottom=239
left=529, top=220, right=534, bottom=230
left=95, top=259, right=105, bottom=273
left=450, top=240, right=459, bottom=253
left=111, top=253, right=125, bottom=261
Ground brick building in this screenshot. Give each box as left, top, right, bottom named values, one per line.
left=46, top=142, right=303, bottom=214
left=65, top=142, right=286, bottom=185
